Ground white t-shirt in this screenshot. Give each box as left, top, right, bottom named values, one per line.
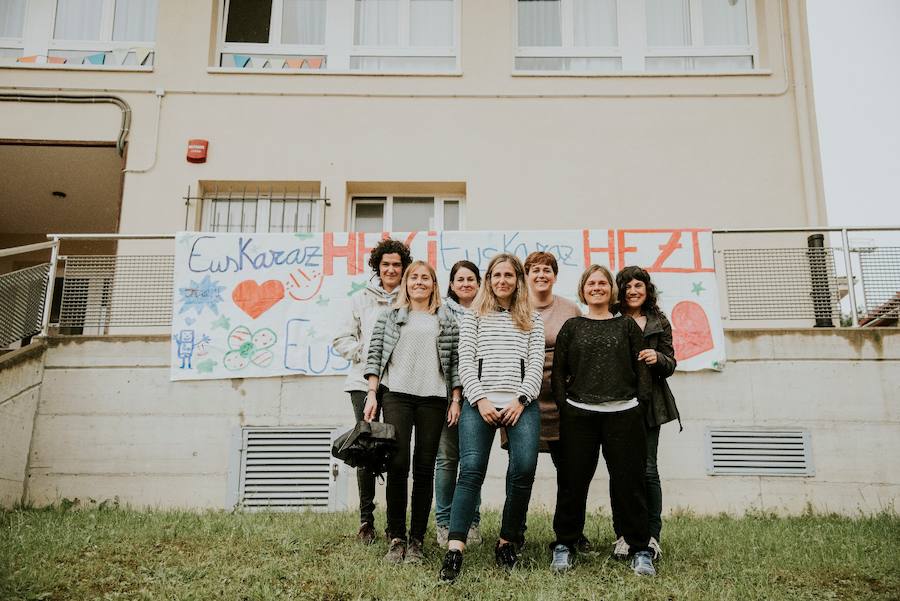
left=566, top=397, right=639, bottom=413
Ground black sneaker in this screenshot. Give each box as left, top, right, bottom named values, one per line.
left=439, top=549, right=463, bottom=582
left=575, top=534, right=594, bottom=554
left=495, top=541, right=518, bottom=569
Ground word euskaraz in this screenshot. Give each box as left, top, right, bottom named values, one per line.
left=188, top=236, right=321, bottom=273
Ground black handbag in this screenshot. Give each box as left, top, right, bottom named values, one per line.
left=331, top=420, right=398, bottom=478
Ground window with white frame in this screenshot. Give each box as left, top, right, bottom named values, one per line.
left=351, top=196, right=463, bottom=232
left=514, top=0, right=756, bottom=73
left=218, top=0, right=458, bottom=72
left=0, top=0, right=26, bottom=58
left=1, top=0, right=158, bottom=66
left=200, top=185, right=321, bottom=233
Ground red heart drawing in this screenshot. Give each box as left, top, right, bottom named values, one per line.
left=232, top=279, right=285, bottom=319
left=671, top=300, right=714, bottom=361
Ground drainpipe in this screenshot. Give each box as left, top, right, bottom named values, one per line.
left=0, top=92, right=131, bottom=156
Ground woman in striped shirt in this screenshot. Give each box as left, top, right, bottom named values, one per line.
left=439, top=253, right=544, bottom=582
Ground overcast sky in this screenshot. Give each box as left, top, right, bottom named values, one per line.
left=806, top=1, right=900, bottom=227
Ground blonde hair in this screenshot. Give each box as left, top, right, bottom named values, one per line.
left=473, top=253, right=534, bottom=331
left=394, top=260, right=441, bottom=314
left=577, top=264, right=617, bottom=306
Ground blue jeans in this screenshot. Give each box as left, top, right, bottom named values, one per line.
left=448, top=400, right=540, bottom=544
left=434, top=420, right=481, bottom=528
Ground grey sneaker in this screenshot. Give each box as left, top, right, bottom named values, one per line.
left=649, top=537, right=662, bottom=560
left=631, top=550, right=656, bottom=576
left=384, top=538, right=406, bottom=564
left=404, top=538, right=425, bottom=564
left=550, top=544, right=573, bottom=573
left=466, top=524, right=483, bottom=546
left=612, top=536, right=630, bottom=560
left=436, top=525, right=449, bottom=549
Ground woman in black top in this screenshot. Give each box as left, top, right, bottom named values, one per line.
left=612, top=265, right=680, bottom=561
left=549, top=264, right=656, bottom=577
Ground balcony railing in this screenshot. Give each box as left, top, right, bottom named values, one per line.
left=1, top=227, right=898, bottom=349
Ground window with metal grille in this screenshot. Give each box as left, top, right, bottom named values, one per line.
left=238, top=427, right=341, bottom=510
left=706, top=429, right=814, bottom=476
left=200, top=183, right=320, bottom=233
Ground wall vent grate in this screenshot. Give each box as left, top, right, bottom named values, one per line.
left=706, top=429, right=814, bottom=476
left=239, top=427, right=335, bottom=510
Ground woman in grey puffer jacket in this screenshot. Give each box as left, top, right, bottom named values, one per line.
left=363, top=260, right=462, bottom=565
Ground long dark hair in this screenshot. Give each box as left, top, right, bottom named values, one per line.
left=446, top=260, right=481, bottom=302
left=614, top=265, right=663, bottom=317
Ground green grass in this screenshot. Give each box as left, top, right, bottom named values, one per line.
left=1, top=506, right=898, bottom=601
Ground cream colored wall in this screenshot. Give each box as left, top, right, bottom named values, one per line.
left=0, top=0, right=827, bottom=237
left=21, top=329, right=900, bottom=513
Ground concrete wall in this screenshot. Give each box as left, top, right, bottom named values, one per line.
left=0, top=342, right=45, bottom=507
left=20, top=329, right=899, bottom=514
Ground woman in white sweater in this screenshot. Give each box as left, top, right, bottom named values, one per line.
left=439, top=253, right=544, bottom=582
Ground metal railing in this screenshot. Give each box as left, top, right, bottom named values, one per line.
left=2, top=227, right=898, bottom=348
left=0, top=241, right=55, bottom=347
left=712, top=226, right=900, bottom=327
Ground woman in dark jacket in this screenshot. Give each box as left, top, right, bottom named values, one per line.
left=613, top=265, right=680, bottom=561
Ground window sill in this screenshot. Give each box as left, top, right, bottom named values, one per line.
left=0, top=62, right=154, bottom=73
left=511, top=69, right=774, bottom=78
left=207, top=67, right=463, bottom=77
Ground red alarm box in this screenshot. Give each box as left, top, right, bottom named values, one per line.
left=187, top=139, right=208, bottom=163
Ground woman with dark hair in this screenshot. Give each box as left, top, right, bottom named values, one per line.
left=612, top=265, right=680, bottom=561
left=332, top=238, right=412, bottom=544
left=549, top=265, right=656, bottom=577
left=439, top=253, right=544, bottom=582
left=434, top=260, right=483, bottom=548
left=363, top=260, right=461, bottom=564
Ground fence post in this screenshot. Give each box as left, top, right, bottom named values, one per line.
left=40, top=237, right=60, bottom=337
left=840, top=228, right=859, bottom=327
left=807, top=234, right=834, bottom=327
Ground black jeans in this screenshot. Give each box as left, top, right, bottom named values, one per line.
left=381, top=390, right=446, bottom=542
left=611, top=424, right=662, bottom=541
left=350, top=391, right=377, bottom=526
left=553, top=402, right=650, bottom=554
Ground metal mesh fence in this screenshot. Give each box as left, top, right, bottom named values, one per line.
left=722, top=248, right=841, bottom=320
left=59, top=255, right=174, bottom=329
left=0, top=263, right=50, bottom=347
left=858, top=246, right=900, bottom=322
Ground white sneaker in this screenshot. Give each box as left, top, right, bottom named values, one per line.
left=649, top=537, right=662, bottom=560
left=612, top=536, right=630, bottom=561
left=466, top=524, right=483, bottom=546
left=436, top=525, right=449, bottom=548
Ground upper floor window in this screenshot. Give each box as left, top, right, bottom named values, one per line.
left=515, top=0, right=756, bottom=73
left=218, top=0, right=458, bottom=73
left=1, top=0, right=157, bottom=66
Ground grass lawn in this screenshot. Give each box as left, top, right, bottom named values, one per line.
left=1, top=506, right=898, bottom=601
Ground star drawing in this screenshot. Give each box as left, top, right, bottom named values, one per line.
left=178, top=275, right=227, bottom=315
left=691, top=282, right=706, bottom=296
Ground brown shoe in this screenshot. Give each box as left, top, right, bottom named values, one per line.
left=384, top=537, right=406, bottom=564
left=404, top=538, right=424, bottom=564
left=357, top=522, right=376, bottom=545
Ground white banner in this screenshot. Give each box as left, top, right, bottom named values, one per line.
left=171, top=229, right=726, bottom=381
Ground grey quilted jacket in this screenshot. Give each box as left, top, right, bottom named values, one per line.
left=364, top=305, right=461, bottom=400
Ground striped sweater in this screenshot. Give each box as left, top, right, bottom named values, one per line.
left=457, top=309, right=544, bottom=406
